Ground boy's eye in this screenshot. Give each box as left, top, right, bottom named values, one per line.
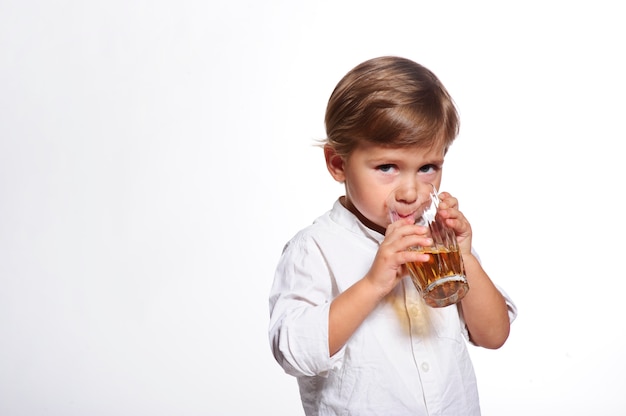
left=377, top=164, right=396, bottom=173
left=419, top=164, right=438, bottom=174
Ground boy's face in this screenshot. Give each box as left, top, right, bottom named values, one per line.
left=326, top=142, right=446, bottom=234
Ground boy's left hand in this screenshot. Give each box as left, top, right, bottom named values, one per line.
left=436, top=192, right=472, bottom=255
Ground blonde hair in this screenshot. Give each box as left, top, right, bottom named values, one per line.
left=324, top=56, right=460, bottom=158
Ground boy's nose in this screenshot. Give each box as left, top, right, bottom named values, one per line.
left=395, top=185, right=418, bottom=204
left=394, top=182, right=431, bottom=204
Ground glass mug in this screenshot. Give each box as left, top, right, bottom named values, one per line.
left=387, top=184, right=469, bottom=308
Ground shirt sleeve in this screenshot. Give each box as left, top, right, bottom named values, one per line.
left=268, top=233, right=344, bottom=377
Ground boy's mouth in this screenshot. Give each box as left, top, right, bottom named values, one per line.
left=392, top=211, right=415, bottom=219
left=388, top=209, right=419, bottom=223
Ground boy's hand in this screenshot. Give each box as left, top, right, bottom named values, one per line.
left=437, top=192, right=472, bottom=255
left=365, top=217, right=432, bottom=296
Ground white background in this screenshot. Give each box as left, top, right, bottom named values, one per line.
left=1, top=1, right=625, bottom=415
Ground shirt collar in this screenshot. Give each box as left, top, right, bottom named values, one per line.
left=328, top=198, right=385, bottom=245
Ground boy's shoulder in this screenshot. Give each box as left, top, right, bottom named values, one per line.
left=287, top=210, right=338, bottom=245
left=285, top=204, right=380, bottom=252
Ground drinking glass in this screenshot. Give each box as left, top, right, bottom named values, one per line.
left=388, top=184, right=469, bottom=308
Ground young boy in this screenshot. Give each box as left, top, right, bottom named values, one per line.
left=268, top=56, right=517, bottom=415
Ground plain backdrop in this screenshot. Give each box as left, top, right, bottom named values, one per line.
left=1, top=1, right=625, bottom=415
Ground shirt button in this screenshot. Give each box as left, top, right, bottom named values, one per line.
left=421, top=362, right=430, bottom=372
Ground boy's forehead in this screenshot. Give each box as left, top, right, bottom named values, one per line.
left=356, top=142, right=446, bottom=160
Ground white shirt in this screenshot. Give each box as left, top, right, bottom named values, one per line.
left=269, top=199, right=517, bottom=416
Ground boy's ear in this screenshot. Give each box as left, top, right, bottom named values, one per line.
left=324, top=144, right=346, bottom=183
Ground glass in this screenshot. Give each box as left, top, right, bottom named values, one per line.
left=388, top=184, right=469, bottom=307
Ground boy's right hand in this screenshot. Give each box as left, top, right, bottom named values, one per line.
left=365, top=217, right=432, bottom=297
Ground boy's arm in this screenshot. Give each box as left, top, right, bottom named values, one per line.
left=328, top=277, right=385, bottom=356
left=328, top=218, right=432, bottom=356
left=459, top=253, right=511, bottom=349
left=436, top=191, right=512, bottom=349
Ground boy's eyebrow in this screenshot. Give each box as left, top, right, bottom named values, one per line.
left=366, top=156, right=402, bottom=165
left=425, top=156, right=445, bottom=166
left=367, top=154, right=445, bottom=166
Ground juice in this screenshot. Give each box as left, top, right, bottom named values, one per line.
left=405, top=248, right=469, bottom=308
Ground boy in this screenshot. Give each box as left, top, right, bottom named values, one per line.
left=268, top=56, right=516, bottom=415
